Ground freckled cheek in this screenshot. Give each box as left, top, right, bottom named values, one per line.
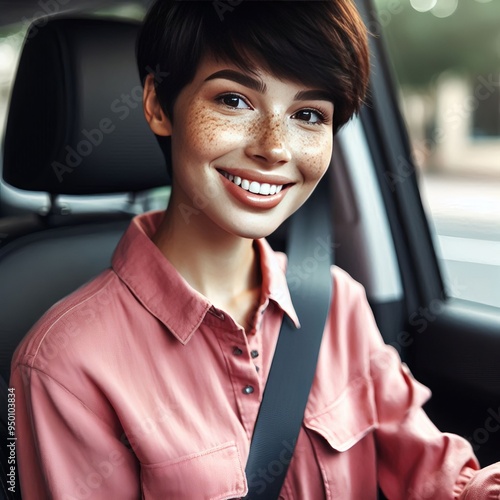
left=183, top=110, right=250, bottom=156
left=293, top=134, right=333, bottom=181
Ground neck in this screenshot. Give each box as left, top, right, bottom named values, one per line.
left=152, top=199, right=261, bottom=309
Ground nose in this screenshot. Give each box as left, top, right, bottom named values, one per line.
left=245, top=114, right=292, bottom=166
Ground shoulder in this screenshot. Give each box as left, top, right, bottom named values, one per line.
left=331, top=265, right=367, bottom=303
left=11, top=269, right=126, bottom=375
left=325, top=265, right=386, bottom=354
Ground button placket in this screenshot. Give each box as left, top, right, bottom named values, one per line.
left=218, top=325, right=261, bottom=435
left=214, top=320, right=265, bottom=440
left=232, top=347, right=260, bottom=392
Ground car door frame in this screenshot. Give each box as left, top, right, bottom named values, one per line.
left=355, top=0, right=500, bottom=468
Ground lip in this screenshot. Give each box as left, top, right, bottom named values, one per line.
left=218, top=170, right=292, bottom=209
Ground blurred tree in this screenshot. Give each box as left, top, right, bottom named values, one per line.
left=373, top=0, right=500, bottom=88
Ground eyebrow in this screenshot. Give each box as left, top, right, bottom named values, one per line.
left=294, top=89, right=333, bottom=104
left=204, top=69, right=333, bottom=104
left=204, top=70, right=266, bottom=94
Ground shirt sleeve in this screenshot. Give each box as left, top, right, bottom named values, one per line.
left=10, top=364, right=140, bottom=500
left=362, top=300, right=500, bottom=498
left=371, top=344, right=478, bottom=499
left=456, top=463, right=500, bottom=499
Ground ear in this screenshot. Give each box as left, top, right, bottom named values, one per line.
left=143, top=73, right=172, bottom=136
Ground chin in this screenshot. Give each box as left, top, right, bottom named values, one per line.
left=228, top=221, right=285, bottom=241
left=208, top=205, right=296, bottom=241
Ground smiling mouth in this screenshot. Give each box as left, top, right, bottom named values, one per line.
left=218, top=170, right=289, bottom=196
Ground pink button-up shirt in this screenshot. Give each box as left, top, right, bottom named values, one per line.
left=11, top=211, right=500, bottom=499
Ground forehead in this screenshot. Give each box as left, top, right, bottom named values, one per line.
left=190, top=55, right=332, bottom=98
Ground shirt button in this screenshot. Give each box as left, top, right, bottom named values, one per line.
left=243, top=385, right=254, bottom=395
left=250, top=350, right=259, bottom=359
left=233, top=347, right=243, bottom=356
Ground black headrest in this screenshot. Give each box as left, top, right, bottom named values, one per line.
left=2, top=17, right=167, bottom=195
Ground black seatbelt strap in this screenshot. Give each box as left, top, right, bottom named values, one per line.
left=244, top=176, right=333, bottom=499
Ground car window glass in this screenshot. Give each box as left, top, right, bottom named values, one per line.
left=373, top=0, right=500, bottom=308
left=0, top=26, right=22, bottom=142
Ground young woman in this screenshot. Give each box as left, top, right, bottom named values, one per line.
left=11, top=1, right=500, bottom=498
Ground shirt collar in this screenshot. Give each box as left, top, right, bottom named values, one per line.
left=255, top=238, right=300, bottom=329
left=112, top=211, right=300, bottom=344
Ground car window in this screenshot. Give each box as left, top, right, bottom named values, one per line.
left=0, top=24, right=23, bottom=153
left=372, top=0, right=500, bottom=308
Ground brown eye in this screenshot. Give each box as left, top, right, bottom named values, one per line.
left=222, top=95, right=240, bottom=107
left=293, top=109, right=325, bottom=125
left=218, top=94, right=250, bottom=109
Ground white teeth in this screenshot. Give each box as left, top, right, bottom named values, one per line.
left=220, top=170, right=286, bottom=196
left=249, top=181, right=260, bottom=194
left=259, top=183, right=271, bottom=195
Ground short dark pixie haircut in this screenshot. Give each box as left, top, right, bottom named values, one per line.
left=137, top=0, right=370, bottom=163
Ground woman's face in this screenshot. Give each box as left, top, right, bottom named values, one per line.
left=160, top=57, right=334, bottom=240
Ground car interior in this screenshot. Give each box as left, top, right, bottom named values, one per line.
left=0, top=0, right=499, bottom=498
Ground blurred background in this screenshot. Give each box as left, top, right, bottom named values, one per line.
left=373, top=0, right=500, bottom=308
